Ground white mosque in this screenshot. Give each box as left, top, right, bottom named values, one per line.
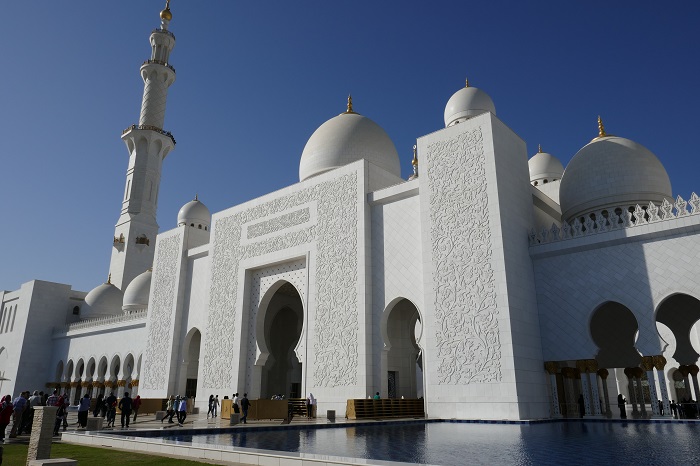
left=2, top=3, right=700, bottom=421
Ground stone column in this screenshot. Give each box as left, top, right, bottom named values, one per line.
left=598, top=368, right=611, bottom=416
left=678, top=365, right=691, bottom=400
left=26, top=406, right=58, bottom=465
left=69, top=381, right=80, bottom=405
left=653, top=356, right=672, bottom=417
left=104, top=380, right=115, bottom=397
left=576, top=361, right=592, bottom=416
left=544, top=362, right=562, bottom=417
left=131, top=379, right=140, bottom=398
left=642, top=357, right=660, bottom=416
left=587, top=360, right=602, bottom=416
left=632, top=367, right=647, bottom=416
left=117, top=380, right=127, bottom=398
left=561, top=367, right=577, bottom=417
left=689, top=365, right=700, bottom=413
left=624, top=368, right=638, bottom=416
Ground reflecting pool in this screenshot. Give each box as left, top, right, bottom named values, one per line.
left=138, top=421, right=700, bottom=465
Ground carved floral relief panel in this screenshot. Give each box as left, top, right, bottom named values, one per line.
left=425, top=127, right=502, bottom=384
left=141, top=233, right=181, bottom=390
left=203, top=172, right=359, bottom=389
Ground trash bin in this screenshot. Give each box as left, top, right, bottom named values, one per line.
left=327, top=410, right=336, bottom=421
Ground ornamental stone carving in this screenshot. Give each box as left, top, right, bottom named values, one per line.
left=247, top=208, right=310, bottom=239
left=203, top=172, right=359, bottom=389
left=140, top=234, right=181, bottom=390
left=425, top=126, right=501, bottom=384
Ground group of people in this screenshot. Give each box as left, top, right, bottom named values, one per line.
left=0, top=390, right=47, bottom=440
left=231, top=393, right=250, bottom=423
left=161, top=395, right=190, bottom=426
left=206, top=395, right=220, bottom=418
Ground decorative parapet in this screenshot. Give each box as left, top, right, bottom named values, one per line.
left=141, top=58, right=176, bottom=74
left=529, top=193, right=700, bottom=246
left=53, top=309, right=147, bottom=336
left=122, top=124, right=176, bottom=145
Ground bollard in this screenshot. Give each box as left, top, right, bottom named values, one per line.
left=26, top=406, right=57, bottom=465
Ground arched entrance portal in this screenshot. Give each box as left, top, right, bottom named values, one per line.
left=382, top=299, right=423, bottom=399
left=180, top=328, right=201, bottom=398
left=257, top=282, right=304, bottom=399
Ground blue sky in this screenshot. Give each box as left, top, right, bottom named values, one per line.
left=1, top=1, right=699, bottom=292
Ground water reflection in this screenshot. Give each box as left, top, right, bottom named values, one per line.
left=167, top=421, right=700, bottom=465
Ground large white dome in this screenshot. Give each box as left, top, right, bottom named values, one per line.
left=529, top=147, right=564, bottom=183
left=299, top=100, right=400, bottom=182
left=122, top=269, right=152, bottom=311
left=82, top=280, right=124, bottom=319
left=177, top=196, right=211, bottom=230
left=560, top=134, right=672, bottom=222
left=444, top=81, right=496, bottom=127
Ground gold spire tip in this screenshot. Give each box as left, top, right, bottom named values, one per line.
left=107, top=273, right=112, bottom=285
left=465, top=78, right=469, bottom=88
left=194, top=193, right=198, bottom=201
left=412, top=145, right=418, bottom=166
left=161, top=0, right=173, bottom=21
left=597, top=115, right=606, bottom=138
left=344, top=94, right=356, bottom=114
left=538, top=144, right=542, bottom=153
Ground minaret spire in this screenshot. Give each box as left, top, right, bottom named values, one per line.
left=344, top=94, right=357, bottom=114
left=109, top=3, right=178, bottom=290
left=408, top=145, right=419, bottom=181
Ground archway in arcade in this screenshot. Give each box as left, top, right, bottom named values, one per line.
left=258, top=282, right=304, bottom=399
left=97, top=357, right=108, bottom=396
left=382, top=299, right=423, bottom=399
left=656, top=294, right=700, bottom=365
left=181, top=329, right=201, bottom=399
left=109, top=355, right=121, bottom=395
left=86, top=358, right=96, bottom=396
left=590, top=302, right=645, bottom=414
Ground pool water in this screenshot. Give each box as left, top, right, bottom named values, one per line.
left=159, top=421, right=700, bottom=465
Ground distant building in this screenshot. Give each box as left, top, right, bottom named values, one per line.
left=2, top=4, right=699, bottom=420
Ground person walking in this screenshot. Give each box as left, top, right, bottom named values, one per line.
left=118, top=392, right=133, bottom=429
left=213, top=395, right=219, bottom=417
left=163, top=395, right=175, bottom=423
left=9, top=391, right=28, bottom=437
left=0, top=396, right=14, bottom=442
left=132, top=395, right=142, bottom=422
left=207, top=395, right=214, bottom=418
left=78, top=394, right=91, bottom=428
left=233, top=393, right=240, bottom=414
left=240, top=393, right=250, bottom=424
left=53, top=395, right=67, bottom=436
left=104, top=392, right=117, bottom=427
left=93, top=394, right=104, bottom=418
left=306, top=393, right=316, bottom=418
left=177, top=396, right=187, bottom=426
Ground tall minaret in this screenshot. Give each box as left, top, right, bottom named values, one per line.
left=109, top=1, right=177, bottom=290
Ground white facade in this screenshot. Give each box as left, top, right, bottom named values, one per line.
left=3, top=5, right=700, bottom=421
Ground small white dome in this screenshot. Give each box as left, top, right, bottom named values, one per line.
left=444, top=81, right=496, bottom=127
left=529, top=148, right=564, bottom=182
left=299, top=99, right=400, bottom=182
left=178, top=196, right=211, bottom=229
left=560, top=134, right=672, bottom=222
left=122, top=269, right=152, bottom=311
left=82, top=281, right=124, bottom=319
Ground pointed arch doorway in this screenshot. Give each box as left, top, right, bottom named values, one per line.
left=382, top=298, right=423, bottom=399
left=254, top=281, right=304, bottom=399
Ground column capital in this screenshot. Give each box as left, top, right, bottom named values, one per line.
left=641, top=356, right=654, bottom=371
left=678, top=365, right=691, bottom=377
left=544, top=361, right=559, bottom=375
left=652, top=355, right=667, bottom=370
left=117, top=379, right=128, bottom=387
left=689, top=365, right=699, bottom=376
left=586, top=359, right=599, bottom=372
left=632, top=367, right=644, bottom=379
left=576, top=360, right=589, bottom=373
left=597, top=368, right=609, bottom=379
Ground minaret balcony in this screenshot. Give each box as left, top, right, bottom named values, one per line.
left=122, top=124, right=176, bottom=146
left=141, top=59, right=176, bottom=74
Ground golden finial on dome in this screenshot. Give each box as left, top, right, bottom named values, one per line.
left=194, top=193, right=198, bottom=201
left=465, top=78, right=469, bottom=88
left=597, top=115, right=606, bottom=138
left=538, top=144, right=542, bottom=153
left=160, top=0, right=173, bottom=21
left=344, top=94, right=356, bottom=114
left=107, top=273, right=112, bottom=285
left=412, top=145, right=418, bottom=167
